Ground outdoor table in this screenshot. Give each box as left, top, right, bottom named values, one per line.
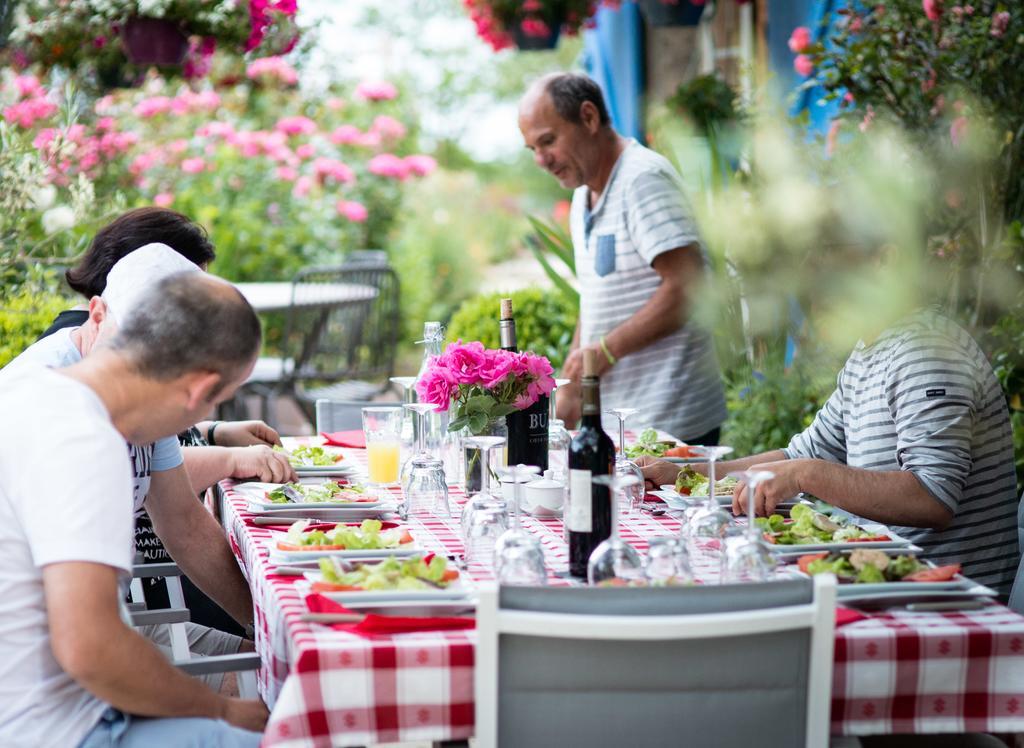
left=235, top=281, right=378, bottom=314
left=219, top=447, right=1024, bottom=748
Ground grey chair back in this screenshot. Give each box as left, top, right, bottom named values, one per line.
left=315, top=398, right=372, bottom=433
left=477, top=578, right=836, bottom=748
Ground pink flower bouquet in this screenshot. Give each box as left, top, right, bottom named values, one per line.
left=416, top=340, right=555, bottom=434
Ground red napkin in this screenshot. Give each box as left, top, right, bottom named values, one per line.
left=835, top=606, right=870, bottom=627
left=305, top=593, right=475, bottom=635
left=320, top=430, right=365, bottom=449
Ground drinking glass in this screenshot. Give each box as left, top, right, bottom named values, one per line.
left=403, top=457, right=450, bottom=519
left=460, top=436, right=510, bottom=569
left=547, top=378, right=572, bottom=483
left=361, top=406, right=402, bottom=497
left=686, top=445, right=735, bottom=545
left=400, top=402, right=441, bottom=493
left=389, top=375, right=418, bottom=449
left=644, top=536, right=693, bottom=586
left=494, top=464, right=547, bottom=586
left=605, top=407, right=645, bottom=513
left=587, top=474, right=645, bottom=586
left=721, top=470, right=778, bottom=583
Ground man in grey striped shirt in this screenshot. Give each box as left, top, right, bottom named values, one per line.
left=645, top=309, right=1020, bottom=593
left=518, top=73, right=727, bottom=442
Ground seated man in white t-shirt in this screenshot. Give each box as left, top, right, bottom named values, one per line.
left=0, top=272, right=266, bottom=746
left=0, top=244, right=262, bottom=672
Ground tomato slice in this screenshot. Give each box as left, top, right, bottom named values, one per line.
left=665, top=445, right=694, bottom=458
left=441, top=568, right=460, bottom=582
left=904, top=564, right=961, bottom=582
left=762, top=532, right=778, bottom=544
left=310, top=581, right=361, bottom=593
left=276, top=541, right=347, bottom=552
left=798, top=552, right=829, bottom=574
left=398, top=530, right=414, bottom=545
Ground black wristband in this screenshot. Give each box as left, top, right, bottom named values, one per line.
left=207, top=421, right=221, bottom=446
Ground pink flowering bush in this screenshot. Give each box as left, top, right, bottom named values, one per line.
left=416, top=341, right=555, bottom=434
left=462, top=0, right=600, bottom=51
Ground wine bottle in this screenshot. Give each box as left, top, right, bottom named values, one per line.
left=567, top=349, right=615, bottom=578
left=500, top=298, right=549, bottom=472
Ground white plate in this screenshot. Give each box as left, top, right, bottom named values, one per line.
left=272, top=546, right=421, bottom=562
left=663, top=457, right=705, bottom=465
left=295, top=464, right=361, bottom=477
left=303, top=571, right=472, bottom=602
left=835, top=584, right=997, bottom=605
left=764, top=528, right=914, bottom=553
left=341, top=599, right=477, bottom=616
left=247, top=505, right=395, bottom=521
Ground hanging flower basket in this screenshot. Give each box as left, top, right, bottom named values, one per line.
left=513, top=19, right=562, bottom=51
left=121, top=17, right=189, bottom=66
left=638, top=0, right=706, bottom=27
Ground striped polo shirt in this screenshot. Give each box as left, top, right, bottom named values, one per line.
left=569, top=139, right=727, bottom=441
left=784, top=309, right=1020, bottom=594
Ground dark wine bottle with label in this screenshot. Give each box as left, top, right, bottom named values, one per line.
left=567, top=350, right=615, bottom=578
left=500, top=298, right=549, bottom=472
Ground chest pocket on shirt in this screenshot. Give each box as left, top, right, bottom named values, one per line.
left=594, top=234, right=616, bottom=277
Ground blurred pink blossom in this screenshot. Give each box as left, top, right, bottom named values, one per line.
left=154, top=193, right=174, bottom=207
left=181, top=157, right=207, bottom=174
left=950, top=116, right=969, bottom=147
left=14, top=75, right=43, bottom=98
left=3, top=97, right=57, bottom=128
left=923, top=0, right=941, bottom=21
left=991, top=11, right=1010, bottom=37
left=313, top=157, right=355, bottom=184
left=355, top=131, right=382, bottom=148
left=295, top=143, right=316, bottom=159
left=371, top=115, right=407, bottom=140
left=368, top=153, right=410, bottom=179
left=788, top=26, right=811, bottom=53
left=404, top=154, right=437, bottom=177
left=330, top=125, right=362, bottom=144
left=354, top=80, right=398, bottom=101
left=275, top=116, right=317, bottom=136
left=326, top=97, right=346, bottom=111
left=246, top=56, right=299, bottom=85
left=793, top=55, right=814, bottom=77
left=336, top=200, right=369, bottom=223
left=134, top=96, right=172, bottom=118
left=293, top=175, right=314, bottom=198
left=276, top=166, right=298, bottom=181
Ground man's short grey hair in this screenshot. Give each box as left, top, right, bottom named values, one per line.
left=109, top=272, right=261, bottom=393
left=543, top=73, right=611, bottom=127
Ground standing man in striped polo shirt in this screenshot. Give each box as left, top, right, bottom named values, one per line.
left=518, top=73, right=727, bottom=444
left=643, top=309, right=1020, bottom=594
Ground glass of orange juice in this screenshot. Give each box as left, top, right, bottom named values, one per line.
left=361, top=406, right=403, bottom=494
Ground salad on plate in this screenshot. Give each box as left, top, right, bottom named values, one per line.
left=755, top=503, right=891, bottom=545
left=275, top=519, right=413, bottom=552
left=795, top=549, right=961, bottom=583
left=623, top=429, right=677, bottom=459
left=265, top=480, right=373, bottom=504
left=674, top=467, right=739, bottom=497
left=274, top=444, right=344, bottom=467
left=311, top=554, right=460, bottom=593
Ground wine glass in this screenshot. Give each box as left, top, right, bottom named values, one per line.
left=721, top=470, right=778, bottom=583
left=460, top=436, right=510, bottom=570
left=494, top=464, right=547, bottom=586
left=400, top=402, right=441, bottom=492
left=644, top=536, right=693, bottom=586
left=587, top=474, right=645, bottom=586
left=604, top=407, right=645, bottom=514
left=403, top=457, right=450, bottom=519
left=686, top=445, right=735, bottom=546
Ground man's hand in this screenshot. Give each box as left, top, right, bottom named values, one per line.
left=220, top=697, right=270, bottom=733
left=555, top=380, right=582, bottom=428
left=730, top=458, right=809, bottom=516
left=215, top=420, right=282, bottom=447
left=636, top=456, right=680, bottom=492
left=561, top=345, right=611, bottom=382
left=229, top=445, right=296, bottom=483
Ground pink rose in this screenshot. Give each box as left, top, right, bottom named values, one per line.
left=793, top=55, right=814, bottom=77
left=442, top=341, right=489, bottom=384
left=181, top=157, right=206, bottom=174
left=354, top=80, right=398, bottom=101
left=336, top=200, right=368, bottom=222
left=950, top=116, right=968, bottom=148
left=415, top=366, right=457, bottom=410
left=154, top=192, right=174, bottom=207
left=481, top=349, right=519, bottom=388
left=991, top=11, right=1010, bottom=37
left=923, top=0, right=941, bottom=21
left=788, top=26, right=811, bottom=53
left=368, top=153, right=411, bottom=180
left=404, top=154, right=437, bottom=177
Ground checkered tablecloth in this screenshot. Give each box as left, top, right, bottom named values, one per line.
left=220, top=449, right=1024, bottom=747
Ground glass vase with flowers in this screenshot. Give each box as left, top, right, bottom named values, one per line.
left=416, top=340, right=555, bottom=493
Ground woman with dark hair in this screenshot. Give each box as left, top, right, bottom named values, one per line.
left=40, top=207, right=217, bottom=337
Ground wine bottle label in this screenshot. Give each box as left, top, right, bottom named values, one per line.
left=568, top=468, right=592, bottom=532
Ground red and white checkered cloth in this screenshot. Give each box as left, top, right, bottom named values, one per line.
left=220, top=449, right=1024, bottom=746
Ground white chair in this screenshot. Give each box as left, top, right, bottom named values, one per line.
left=475, top=575, right=837, bottom=748
left=129, top=561, right=259, bottom=698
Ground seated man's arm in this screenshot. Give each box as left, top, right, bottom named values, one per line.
left=181, top=445, right=295, bottom=492
left=44, top=561, right=267, bottom=731
left=147, top=464, right=254, bottom=627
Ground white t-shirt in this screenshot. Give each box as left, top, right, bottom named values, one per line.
left=1, top=327, right=183, bottom=512
left=0, top=366, right=134, bottom=747
left=570, top=140, right=727, bottom=441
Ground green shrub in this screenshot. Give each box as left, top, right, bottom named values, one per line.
left=0, top=287, right=70, bottom=368
left=446, top=287, right=576, bottom=370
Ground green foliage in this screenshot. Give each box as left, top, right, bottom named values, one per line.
left=666, top=74, right=743, bottom=137
left=721, top=355, right=838, bottom=457
left=446, top=287, right=575, bottom=370
left=0, top=286, right=70, bottom=368
left=526, top=215, right=577, bottom=304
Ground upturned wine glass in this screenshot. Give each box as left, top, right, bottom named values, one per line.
left=685, top=445, right=735, bottom=545
left=720, top=470, right=778, bottom=583
left=587, top=474, right=645, bottom=586
left=644, top=535, right=693, bottom=586
left=494, top=464, right=547, bottom=586
left=400, top=402, right=441, bottom=492
left=604, top=407, right=645, bottom=513
left=460, top=436, right=510, bottom=569
left=390, top=375, right=418, bottom=448
left=547, top=378, right=572, bottom=483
